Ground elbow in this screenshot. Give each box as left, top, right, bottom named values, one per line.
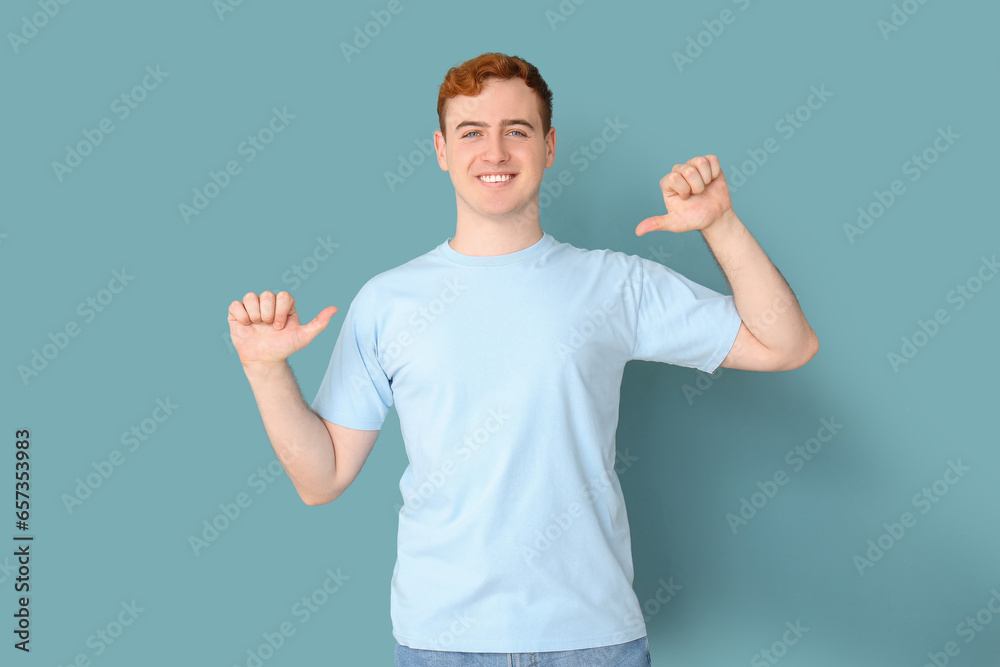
left=301, top=494, right=336, bottom=507
left=804, top=330, right=820, bottom=362
left=299, top=487, right=341, bottom=506
left=784, top=331, right=819, bottom=370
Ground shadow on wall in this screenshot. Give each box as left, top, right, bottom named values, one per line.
left=619, top=360, right=853, bottom=659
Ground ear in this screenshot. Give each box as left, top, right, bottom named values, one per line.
left=544, top=126, right=556, bottom=168
left=434, top=130, right=448, bottom=171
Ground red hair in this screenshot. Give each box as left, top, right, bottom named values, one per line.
left=437, top=52, right=553, bottom=138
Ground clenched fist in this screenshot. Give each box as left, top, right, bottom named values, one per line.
left=228, top=291, right=337, bottom=365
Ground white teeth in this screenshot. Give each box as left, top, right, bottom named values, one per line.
left=479, top=174, right=513, bottom=183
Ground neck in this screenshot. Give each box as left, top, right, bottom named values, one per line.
left=449, top=222, right=543, bottom=257
left=449, top=200, right=543, bottom=257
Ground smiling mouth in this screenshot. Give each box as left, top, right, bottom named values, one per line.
left=478, top=174, right=516, bottom=184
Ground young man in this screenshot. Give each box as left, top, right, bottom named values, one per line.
left=228, top=53, right=818, bottom=666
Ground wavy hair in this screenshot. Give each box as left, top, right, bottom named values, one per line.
left=437, top=52, right=553, bottom=138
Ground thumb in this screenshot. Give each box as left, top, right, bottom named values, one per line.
left=294, top=306, right=339, bottom=349
left=635, top=214, right=669, bottom=237
left=304, top=306, right=339, bottom=334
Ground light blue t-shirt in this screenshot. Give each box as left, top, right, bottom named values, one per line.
left=310, top=231, right=742, bottom=652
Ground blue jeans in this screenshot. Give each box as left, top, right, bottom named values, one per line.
left=394, top=636, right=651, bottom=666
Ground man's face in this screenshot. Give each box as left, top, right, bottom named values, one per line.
left=434, top=78, right=555, bottom=224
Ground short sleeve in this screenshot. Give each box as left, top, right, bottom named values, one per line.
left=310, top=288, right=393, bottom=430
left=629, top=257, right=742, bottom=373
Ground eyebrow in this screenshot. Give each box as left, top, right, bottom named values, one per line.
left=454, top=119, right=536, bottom=132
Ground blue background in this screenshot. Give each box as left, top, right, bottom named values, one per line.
left=3, top=0, right=998, bottom=665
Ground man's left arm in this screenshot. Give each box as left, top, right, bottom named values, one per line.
left=635, top=154, right=819, bottom=372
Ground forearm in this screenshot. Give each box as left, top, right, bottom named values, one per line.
left=700, top=209, right=816, bottom=356
left=241, top=360, right=337, bottom=504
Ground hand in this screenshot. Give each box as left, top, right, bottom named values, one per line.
left=635, top=154, right=734, bottom=236
left=228, top=291, right=337, bottom=365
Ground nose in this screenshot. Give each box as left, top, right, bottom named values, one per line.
left=481, top=132, right=509, bottom=165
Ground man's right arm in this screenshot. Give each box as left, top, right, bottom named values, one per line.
left=229, top=291, right=379, bottom=506
left=241, top=361, right=380, bottom=505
